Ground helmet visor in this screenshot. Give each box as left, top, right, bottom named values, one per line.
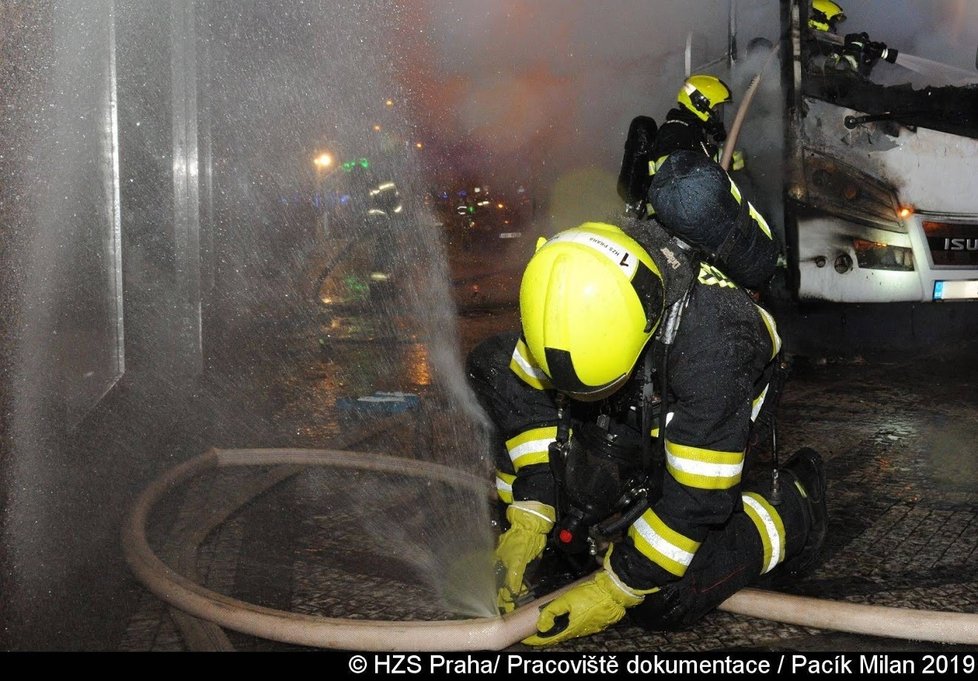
left=563, top=375, right=631, bottom=402
left=713, top=102, right=726, bottom=124
left=543, top=346, right=632, bottom=401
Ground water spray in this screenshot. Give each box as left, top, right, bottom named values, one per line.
left=892, top=52, right=978, bottom=86
left=820, top=31, right=978, bottom=86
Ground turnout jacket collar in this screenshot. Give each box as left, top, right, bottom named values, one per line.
left=618, top=216, right=697, bottom=307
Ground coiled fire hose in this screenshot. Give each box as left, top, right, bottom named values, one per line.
left=123, top=445, right=978, bottom=650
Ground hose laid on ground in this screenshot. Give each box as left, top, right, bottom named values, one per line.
left=720, top=588, right=978, bottom=644
left=123, top=446, right=978, bottom=650
left=122, top=446, right=579, bottom=651
left=157, top=416, right=415, bottom=651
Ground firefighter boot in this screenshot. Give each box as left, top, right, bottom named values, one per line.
left=778, top=447, right=828, bottom=579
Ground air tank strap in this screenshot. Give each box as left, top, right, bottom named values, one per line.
left=548, top=393, right=573, bottom=524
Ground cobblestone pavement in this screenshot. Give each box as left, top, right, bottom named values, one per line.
left=116, top=290, right=978, bottom=654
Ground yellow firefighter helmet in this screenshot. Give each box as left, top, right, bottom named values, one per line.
left=809, top=0, right=846, bottom=32
left=677, top=74, right=732, bottom=124
left=519, top=223, right=664, bottom=401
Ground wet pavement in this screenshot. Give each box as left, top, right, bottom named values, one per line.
left=110, top=250, right=978, bottom=654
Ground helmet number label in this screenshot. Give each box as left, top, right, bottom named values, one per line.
left=549, top=230, right=639, bottom=279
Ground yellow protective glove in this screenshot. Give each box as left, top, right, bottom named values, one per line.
left=494, top=501, right=555, bottom=613
left=523, top=568, right=645, bottom=646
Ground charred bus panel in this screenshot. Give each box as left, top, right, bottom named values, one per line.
left=781, top=0, right=978, bottom=303
left=790, top=99, right=919, bottom=302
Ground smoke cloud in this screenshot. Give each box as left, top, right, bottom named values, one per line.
left=842, top=0, right=978, bottom=73
left=394, top=0, right=735, bottom=225
left=388, top=0, right=977, bottom=228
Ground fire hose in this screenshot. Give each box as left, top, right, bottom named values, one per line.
left=720, top=43, right=780, bottom=171
left=122, top=44, right=978, bottom=650
left=123, top=445, right=978, bottom=651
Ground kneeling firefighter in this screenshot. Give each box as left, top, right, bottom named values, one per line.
left=466, top=154, right=827, bottom=646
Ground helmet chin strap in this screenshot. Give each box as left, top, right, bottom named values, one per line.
left=640, top=347, right=657, bottom=492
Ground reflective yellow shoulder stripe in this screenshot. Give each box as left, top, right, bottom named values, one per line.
left=665, top=440, right=744, bottom=490
left=728, top=176, right=773, bottom=239
left=505, top=425, right=557, bottom=471
left=729, top=175, right=743, bottom=203
left=742, top=491, right=786, bottom=574
left=697, top=262, right=738, bottom=288
left=751, top=383, right=769, bottom=422
left=495, top=470, right=516, bottom=504
left=509, top=338, right=552, bottom=390
left=628, top=508, right=701, bottom=577
left=750, top=304, right=781, bottom=421
left=748, top=203, right=773, bottom=239
left=650, top=155, right=669, bottom=175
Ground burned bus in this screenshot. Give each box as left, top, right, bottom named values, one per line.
left=776, top=0, right=978, bottom=304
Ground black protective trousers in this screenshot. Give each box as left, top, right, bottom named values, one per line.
left=625, top=471, right=811, bottom=630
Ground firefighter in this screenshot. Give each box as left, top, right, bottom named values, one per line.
left=466, top=170, right=827, bottom=646
left=807, top=0, right=896, bottom=78
left=651, top=74, right=733, bottom=169
left=365, top=177, right=403, bottom=291
left=618, top=75, right=741, bottom=218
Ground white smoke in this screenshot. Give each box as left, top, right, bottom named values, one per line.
left=841, top=0, right=978, bottom=74
left=401, top=0, right=737, bottom=228
left=398, top=0, right=975, bottom=231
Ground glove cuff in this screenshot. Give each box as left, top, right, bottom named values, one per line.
left=603, top=544, right=659, bottom=600
left=507, top=501, right=556, bottom=532
left=596, top=570, right=645, bottom=608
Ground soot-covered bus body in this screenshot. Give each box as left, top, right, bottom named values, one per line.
left=779, top=1, right=978, bottom=304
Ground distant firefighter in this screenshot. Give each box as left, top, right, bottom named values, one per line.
left=336, top=164, right=407, bottom=301
left=806, top=0, right=897, bottom=78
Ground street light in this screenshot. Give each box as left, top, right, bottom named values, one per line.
left=313, top=151, right=334, bottom=170
left=312, top=149, right=340, bottom=239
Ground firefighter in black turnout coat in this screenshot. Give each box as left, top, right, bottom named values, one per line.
left=805, top=0, right=897, bottom=79
left=618, top=74, right=734, bottom=218
left=467, top=153, right=826, bottom=645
